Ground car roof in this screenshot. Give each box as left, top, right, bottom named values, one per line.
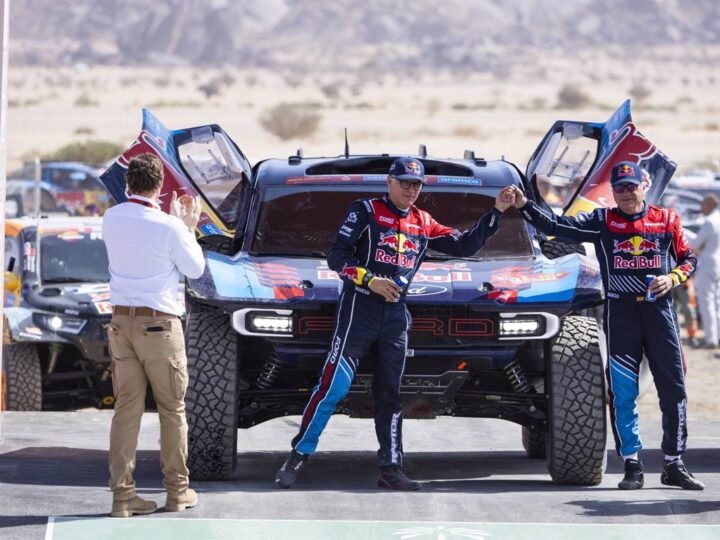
left=254, top=155, right=520, bottom=188
left=41, top=161, right=99, bottom=172
left=6, top=179, right=55, bottom=191
left=6, top=215, right=103, bottom=232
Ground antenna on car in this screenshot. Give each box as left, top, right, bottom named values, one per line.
left=418, top=144, right=427, bottom=158
left=464, top=150, right=475, bottom=160
left=344, top=128, right=349, bottom=158
left=288, top=148, right=303, bottom=165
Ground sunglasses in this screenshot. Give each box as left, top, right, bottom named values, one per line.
left=394, top=178, right=423, bottom=191
left=612, top=183, right=640, bottom=194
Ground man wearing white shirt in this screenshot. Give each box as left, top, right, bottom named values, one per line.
left=692, top=194, right=720, bottom=350
left=103, top=153, right=205, bottom=517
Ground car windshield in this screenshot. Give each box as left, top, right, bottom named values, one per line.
left=40, top=230, right=110, bottom=283
left=250, top=185, right=532, bottom=259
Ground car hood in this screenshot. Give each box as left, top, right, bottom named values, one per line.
left=23, top=283, right=112, bottom=316
left=189, top=252, right=602, bottom=309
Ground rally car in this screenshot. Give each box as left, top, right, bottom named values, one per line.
left=101, top=100, right=676, bottom=485
left=8, top=161, right=112, bottom=216
left=1, top=217, right=114, bottom=410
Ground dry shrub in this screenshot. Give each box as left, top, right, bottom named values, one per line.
left=74, top=126, right=95, bottom=136
left=260, top=104, right=322, bottom=140
left=452, top=126, right=481, bottom=138
left=198, top=81, right=221, bottom=99
left=628, top=82, right=652, bottom=104
left=42, top=140, right=124, bottom=164
left=320, top=82, right=341, bottom=101
left=556, top=84, right=590, bottom=109
left=75, top=92, right=99, bottom=107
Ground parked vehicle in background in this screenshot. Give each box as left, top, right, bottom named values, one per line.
left=8, top=161, right=112, bottom=215
left=662, top=184, right=720, bottom=234
left=1, top=217, right=114, bottom=410
left=101, top=100, right=676, bottom=486
left=4, top=179, right=67, bottom=218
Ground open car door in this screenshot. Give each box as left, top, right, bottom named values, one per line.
left=525, top=99, right=676, bottom=217
left=100, top=109, right=253, bottom=240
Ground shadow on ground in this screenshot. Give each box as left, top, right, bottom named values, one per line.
left=2, top=446, right=719, bottom=494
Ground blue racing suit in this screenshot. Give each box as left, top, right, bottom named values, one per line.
left=291, top=195, right=502, bottom=466
left=520, top=200, right=696, bottom=457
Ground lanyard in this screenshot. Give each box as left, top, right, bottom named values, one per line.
left=128, top=197, right=159, bottom=209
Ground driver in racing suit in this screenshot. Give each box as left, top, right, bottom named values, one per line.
left=503, top=161, right=704, bottom=491
left=274, top=157, right=512, bottom=490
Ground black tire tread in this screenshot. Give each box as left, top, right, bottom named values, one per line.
left=185, top=302, right=238, bottom=480
left=2, top=343, right=42, bottom=411
left=547, top=315, right=606, bottom=485
left=541, top=240, right=586, bottom=259
left=521, top=426, right=546, bottom=459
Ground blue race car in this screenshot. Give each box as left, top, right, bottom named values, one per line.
left=101, top=100, right=676, bottom=485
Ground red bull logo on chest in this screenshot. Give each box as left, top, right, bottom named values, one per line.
left=613, top=235, right=661, bottom=269
left=376, top=232, right=420, bottom=268
left=377, top=232, right=420, bottom=255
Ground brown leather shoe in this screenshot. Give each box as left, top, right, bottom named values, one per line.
left=111, top=495, right=157, bottom=518
left=165, top=488, right=199, bottom=512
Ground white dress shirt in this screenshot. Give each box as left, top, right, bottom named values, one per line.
left=102, top=195, right=205, bottom=315
left=692, top=209, right=720, bottom=282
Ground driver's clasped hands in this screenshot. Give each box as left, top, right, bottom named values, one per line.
left=170, top=191, right=202, bottom=229
left=498, top=185, right=527, bottom=208
left=369, top=277, right=402, bottom=303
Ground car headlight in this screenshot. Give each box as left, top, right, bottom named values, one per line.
left=498, top=313, right=559, bottom=340
left=499, top=318, right=541, bottom=336
left=35, top=314, right=87, bottom=334
left=232, top=308, right=293, bottom=337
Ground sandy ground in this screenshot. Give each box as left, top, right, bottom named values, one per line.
left=5, top=56, right=718, bottom=422
left=5, top=50, right=720, bottom=174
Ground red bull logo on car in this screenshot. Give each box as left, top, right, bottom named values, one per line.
left=613, top=235, right=661, bottom=269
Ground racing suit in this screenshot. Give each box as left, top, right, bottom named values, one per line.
left=292, top=195, right=502, bottom=466
left=519, top=200, right=696, bottom=457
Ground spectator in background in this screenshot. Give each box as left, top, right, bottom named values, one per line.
left=672, top=281, right=700, bottom=347
left=691, top=194, right=720, bottom=350
left=84, top=203, right=101, bottom=216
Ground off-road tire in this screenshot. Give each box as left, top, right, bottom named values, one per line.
left=185, top=302, right=238, bottom=480
left=541, top=239, right=586, bottom=259
left=521, top=427, right=546, bottom=459
left=547, top=315, right=606, bottom=485
left=1, top=343, right=42, bottom=411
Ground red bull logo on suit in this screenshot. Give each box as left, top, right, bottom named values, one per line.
left=376, top=232, right=419, bottom=268
left=612, top=235, right=661, bottom=269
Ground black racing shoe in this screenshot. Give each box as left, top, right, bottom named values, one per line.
left=274, top=450, right=308, bottom=489
left=618, top=459, right=644, bottom=490
left=377, top=467, right=421, bottom=491
left=661, top=460, right=705, bottom=490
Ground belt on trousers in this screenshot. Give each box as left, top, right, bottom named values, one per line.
left=112, top=305, right=177, bottom=318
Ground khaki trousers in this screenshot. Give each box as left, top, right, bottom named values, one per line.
left=107, top=311, right=189, bottom=500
